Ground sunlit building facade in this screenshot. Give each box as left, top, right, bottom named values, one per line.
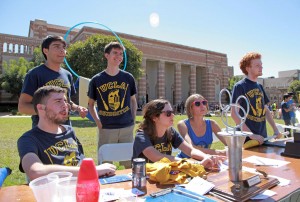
left=0, top=19, right=233, bottom=106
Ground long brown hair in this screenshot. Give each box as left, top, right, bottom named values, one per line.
left=138, top=99, right=173, bottom=144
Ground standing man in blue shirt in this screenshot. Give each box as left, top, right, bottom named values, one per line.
left=287, top=92, right=296, bottom=126
left=231, top=52, right=281, bottom=145
left=18, top=35, right=87, bottom=127
left=87, top=42, right=137, bottom=164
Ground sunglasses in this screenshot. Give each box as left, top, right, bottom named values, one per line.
left=161, top=110, right=174, bottom=117
left=193, top=100, right=208, bottom=107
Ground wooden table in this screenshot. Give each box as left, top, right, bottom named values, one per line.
left=1, top=146, right=300, bottom=202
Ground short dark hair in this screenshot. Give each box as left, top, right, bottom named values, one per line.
left=104, top=42, right=125, bottom=54
left=283, top=94, right=290, bottom=100
left=41, top=35, right=66, bottom=60
left=288, top=92, right=294, bottom=96
left=32, top=86, right=66, bottom=114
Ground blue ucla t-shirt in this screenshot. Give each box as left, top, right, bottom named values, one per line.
left=21, top=64, right=76, bottom=126
left=17, top=125, right=84, bottom=173
left=232, top=78, right=269, bottom=138
left=132, top=127, right=184, bottom=163
left=21, top=64, right=76, bottom=98
left=88, top=70, right=137, bottom=129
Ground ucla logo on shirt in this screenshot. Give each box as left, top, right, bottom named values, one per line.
left=97, top=81, right=130, bottom=116
left=108, top=89, right=120, bottom=110
left=245, top=88, right=266, bottom=122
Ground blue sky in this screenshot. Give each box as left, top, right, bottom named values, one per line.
left=0, top=0, right=299, bottom=77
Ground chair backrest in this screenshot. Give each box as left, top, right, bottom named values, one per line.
left=98, top=143, right=133, bottom=165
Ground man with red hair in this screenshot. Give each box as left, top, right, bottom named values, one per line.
left=231, top=52, right=281, bottom=145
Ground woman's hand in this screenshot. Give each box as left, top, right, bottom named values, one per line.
left=96, top=163, right=116, bottom=177
left=200, top=155, right=227, bottom=170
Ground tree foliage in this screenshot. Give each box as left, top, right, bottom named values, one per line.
left=0, top=57, right=34, bottom=98
left=288, top=80, right=300, bottom=102
left=66, top=34, right=143, bottom=79
left=31, top=47, right=45, bottom=66
left=228, top=75, right=243, bottom=92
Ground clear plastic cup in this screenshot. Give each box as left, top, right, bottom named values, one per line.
left=47, top=171, right=72, bottom=181
left=29, top=175, right=59, bottom=202
left=57, top=177, right=77, bottom=202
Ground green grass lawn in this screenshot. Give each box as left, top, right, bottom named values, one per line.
left=0, top=115, right=284, bottom=186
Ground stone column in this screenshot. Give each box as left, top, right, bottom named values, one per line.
left=0, top=42, right=2, bottom=54
left=138, top=58, right=147, bottom=105
left=175, top=63, right=182, bottom=105
left=190, top=65, right=196, bottom=95
left=158, top=60, right=165, bottom=98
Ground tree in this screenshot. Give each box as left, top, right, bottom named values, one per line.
left=66, top=34, right=143, bottom=79
left=0, top=57, right=34, bottom=98
left=228, top=75, right=243, bottom=92
left=31, top=47, right=45, bottom=66
left=288, top=80, right=300, bottom=103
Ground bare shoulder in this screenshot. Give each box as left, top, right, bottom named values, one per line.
left=177, top=120, right=187, bottom=128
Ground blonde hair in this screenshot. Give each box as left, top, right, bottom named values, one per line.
left=185, top=94, right=207, bottom=118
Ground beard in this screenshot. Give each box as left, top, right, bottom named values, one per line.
left=45, top=109, right=68, bottom=125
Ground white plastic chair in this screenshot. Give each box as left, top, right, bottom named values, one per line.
left=275, top=123, right=290, bottom=138
left=98, top=143, right=133, bottom=165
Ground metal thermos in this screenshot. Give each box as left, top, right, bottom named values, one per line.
left=132, top=158, right=147, bottom=192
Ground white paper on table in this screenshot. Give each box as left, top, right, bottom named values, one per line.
left=218, top=160, right=229, bottom=172
left=99, top=188, right=124, bottom=202
left=250, top=189, right=276, bottom=200
left=242, top=166, right=291, bottom=187
left=184, top=176, right=215, bottom=195
left=268, top=175, right=291, bottom=186
left=243, top=155, right=290, bottom=167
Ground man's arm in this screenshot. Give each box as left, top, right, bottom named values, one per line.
left=87, top=98, right=102, bottom=129
left=130, top=95, right=137, bottom=121
left=22, top=153, right=116, bottom=181
left=265, top=105, right=281, bottom=138
left=70, top=101, right=88, bottom=118
left=18, top=93, right=36, bottom=115
left=231, top=106, right=251, bottom=132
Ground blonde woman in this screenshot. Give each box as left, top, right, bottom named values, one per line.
left=177, top=94, right=227, bottom=159
left=132, top=99, right=224, bottom=169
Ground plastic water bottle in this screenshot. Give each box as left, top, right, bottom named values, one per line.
left=76, top=158, right=100, bottom=202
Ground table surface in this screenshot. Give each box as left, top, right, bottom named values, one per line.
left=1, top=146, right=299, bottom=202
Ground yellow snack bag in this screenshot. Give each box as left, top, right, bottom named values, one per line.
left=243, top=139, right=260, bottom=149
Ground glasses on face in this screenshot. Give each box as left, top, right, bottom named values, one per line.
left=161, top=110, right=174, bottom=117
left=193, top=100, right=208, bottom=107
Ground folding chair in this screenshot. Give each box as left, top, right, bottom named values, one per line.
left=98, top=143, right=133, bottom=165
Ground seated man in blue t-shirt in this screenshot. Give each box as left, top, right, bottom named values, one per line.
left=17, top=86, right=116, bottom=181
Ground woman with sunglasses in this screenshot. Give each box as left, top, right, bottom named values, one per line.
left=177, top=94, right=227, bottom=159
left=132, top=99, right=218, bottom=168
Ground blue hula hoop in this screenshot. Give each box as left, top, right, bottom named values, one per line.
left=63, top=21, right=127, bottom=78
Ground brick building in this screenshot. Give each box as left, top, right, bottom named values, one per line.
left=0, top=19, right=233, bottom=105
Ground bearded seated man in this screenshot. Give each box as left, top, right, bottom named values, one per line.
left=17, top=86, right=116, bottom=181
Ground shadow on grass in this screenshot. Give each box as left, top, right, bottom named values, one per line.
left=71, top=119, right=97, bottom=128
